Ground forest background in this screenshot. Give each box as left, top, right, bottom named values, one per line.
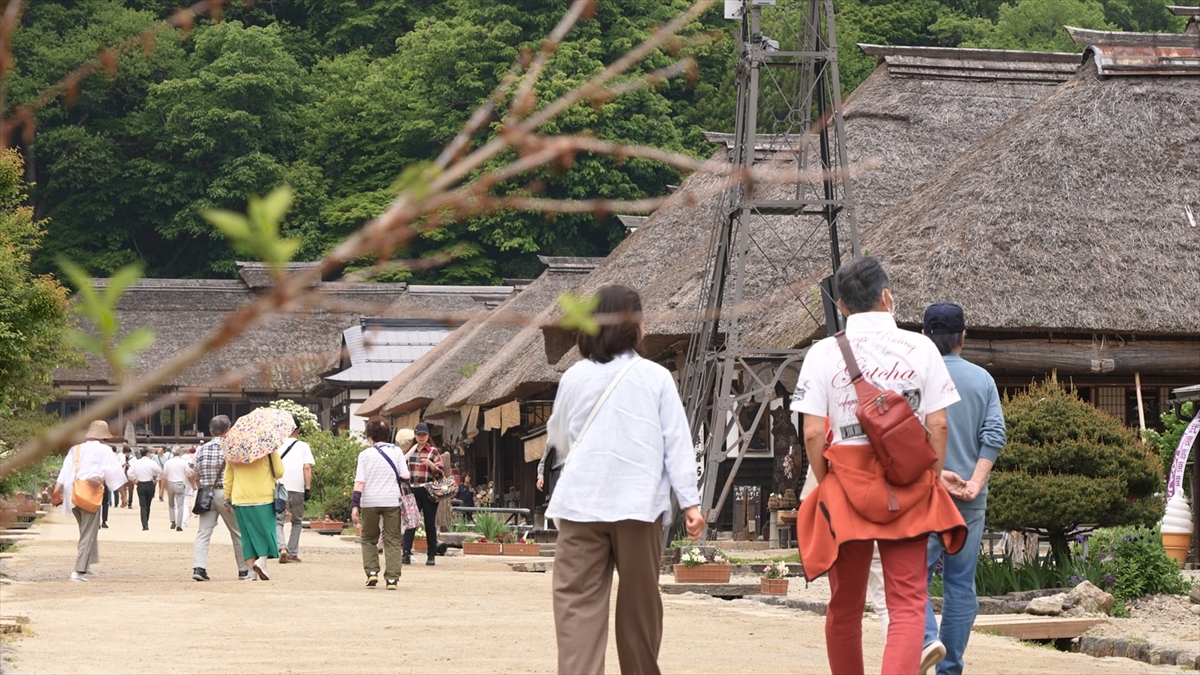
left=12, top=0, right=1191, bottom=286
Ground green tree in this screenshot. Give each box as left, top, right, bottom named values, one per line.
left=0, top=148, right=75, bottom=497
left=1142, top=401, right=1195, bottom=501
left=988, top=377, right=1165, bottom=558
left=0, top=149, right=74, bottom=419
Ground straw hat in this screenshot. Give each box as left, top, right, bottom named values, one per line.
left=84, top=420, right=114, bottom=441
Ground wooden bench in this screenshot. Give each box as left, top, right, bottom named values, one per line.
left=452, top=506, right=531, bottom=526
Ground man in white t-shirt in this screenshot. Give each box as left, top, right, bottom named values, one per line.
left=162, top=448, right=195, bottom=531
left=792, top=256, right=962, bottom=675
left=275, top=418, right=315, bottom=563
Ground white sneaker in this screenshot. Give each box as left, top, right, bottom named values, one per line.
left=919, top=640, right=946, bottom=675
left=253, top=559, right=270, bottom=581
left=69, top=572, right=89, bottom=583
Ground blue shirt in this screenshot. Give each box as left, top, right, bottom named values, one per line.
left=942, top=353, right=1006, bottom=509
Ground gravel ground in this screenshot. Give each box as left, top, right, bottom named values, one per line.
left=1082, top=588, right=1200, bottom=656
left=0, top=510, right=1187, bottom=674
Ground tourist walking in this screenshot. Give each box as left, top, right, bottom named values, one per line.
left=546, top=284, right=705, bottom=675
left=101, top=445, right=117, bottom=528
left=793, top=256, right=967, bottom=675
left=402, top=422, right=443, bottom=566
left=920, top=302, right=1007, bottom=675
left=163, top=447, right=194, bottom=531
left=51, top=421, right=128, bottom=582
left=275, top=421, right=315, bottom=563
left=127, top=448, right=163, bottom=530
left=191, top=416, right=250, bottom=582
left=223, top=447, right=284, bottom=581
left=154, top=447, right=168, bottom=502
left=351, top=418, right=408, bottom=589
left=119, top=446, right=135, bottom=508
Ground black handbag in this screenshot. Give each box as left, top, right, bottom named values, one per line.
left=192, top=487, right=215, bottom=515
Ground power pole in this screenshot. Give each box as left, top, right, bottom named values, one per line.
left=679, top=0, right=859, bottom=532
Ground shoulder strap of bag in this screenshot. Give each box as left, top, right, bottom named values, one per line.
left=280, top=439, right=299, bottom=460
left=834, top=331, right=864, bottom=383
left=375, top=444, right=405, bottom=488
left=72, top=444, right=82, bottom=474
left=566, top=356, right=642, bottom=466
left=268, top=453, right=278, bottom=479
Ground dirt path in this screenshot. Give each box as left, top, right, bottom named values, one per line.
left=0, top=506, right=1180, bottom=674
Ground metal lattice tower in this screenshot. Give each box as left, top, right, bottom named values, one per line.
left=679, top=0, right=859, bottom=530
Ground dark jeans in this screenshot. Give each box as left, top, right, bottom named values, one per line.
left=102, top=488, right=110, bottom=524
left=137, top=481, right=156, bottom=528
left=402, top=486, right=439, bottom=559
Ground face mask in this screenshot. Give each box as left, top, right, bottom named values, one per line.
left=885, top=290, right=896, bottom=316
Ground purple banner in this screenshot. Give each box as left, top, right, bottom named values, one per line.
left=1168, top=414, right=1200, bottom=501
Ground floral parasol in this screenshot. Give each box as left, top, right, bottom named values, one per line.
left=223, top=407, right=296, bottom=464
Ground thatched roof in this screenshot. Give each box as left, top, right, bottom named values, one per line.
left=859, top=51, right=1200, bottom=337
left=537, top=46, right=1077, bottom=362
left=54, top=274, right=501, bottom=392
left=358, top=257, right=602, bottom=418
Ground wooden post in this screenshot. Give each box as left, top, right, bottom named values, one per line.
left=1134, top=372, right=1147, bottom=435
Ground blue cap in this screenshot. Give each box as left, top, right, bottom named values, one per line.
left=923, top=302, right=966, bottom=335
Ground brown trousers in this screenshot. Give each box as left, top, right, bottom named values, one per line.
left=552, top=517, right=664, bottom=675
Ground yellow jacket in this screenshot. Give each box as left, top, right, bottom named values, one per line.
left=223, top=451, right=284, bottom=506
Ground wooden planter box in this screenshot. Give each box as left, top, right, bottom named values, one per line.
left=673, top=564, right=731, bottom=584
left=502, top=543, right=541, bottom=557
left=308, top=520, right=343, bottom=532
left=413, top=538, right=428, bottom=552
left=760, top=577, right=789, bottom=595
left=463, top=541, right=503, bottom=556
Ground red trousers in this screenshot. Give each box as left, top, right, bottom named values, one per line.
left=826, top=537, right=928, bottom=675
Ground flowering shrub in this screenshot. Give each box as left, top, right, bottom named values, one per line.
left=762, top=560, right=789, bottom=580
left=681, top=547, right=707, bottom=568
left=1087, top=526, right=1188, bottom=602
left=414, top=525, right=426, bottom=540
left=267, top=399, right=320, bottom=435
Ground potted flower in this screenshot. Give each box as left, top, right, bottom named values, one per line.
left=412, top=525, right=428, bottom=552
left=673, top=547, right=732, bottom=583
left=462, top=512, right=505, bottom=555
left=760, top=560, right=789, bottom=595
left=503, top=533, right=541, bottom=557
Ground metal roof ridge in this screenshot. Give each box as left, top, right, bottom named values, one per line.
left=858, top=43, right=1079, bottom=64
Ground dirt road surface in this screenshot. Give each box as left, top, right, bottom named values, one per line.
left=0, top=505, right=1177, bottom=674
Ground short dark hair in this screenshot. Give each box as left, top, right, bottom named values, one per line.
left=577, top=285, right=643, bottom=364
left=209, top=414, right=232, bottom=436
left=140, top=448, right=151, bottom=458
left=835, top=256, right=890, bottom=314
left=928, top=331, right=964, bottom=356
left=365, top=417, right=392, bottom=443
left=291, top=414, right=303, bottom=432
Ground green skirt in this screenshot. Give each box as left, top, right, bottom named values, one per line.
left=234, top=503, right=279, bottom=560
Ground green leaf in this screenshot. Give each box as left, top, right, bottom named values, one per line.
left=117, top=327, right=156, bottom=355
left=556, top=291, right=601, bottom=336
left=392, top=161, right=441, bottom=201
left=249, top=185, right=294, bottom=233
left=201, top=209, right=253, bottom=243
left=65, top=331, right=105, bottom=355
left=57, top=257, right=103, bottom=319
left=103, top=263, right=145, bottom=307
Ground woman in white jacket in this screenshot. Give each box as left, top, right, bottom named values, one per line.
left=546, top=284, right=705, bottom=675
left=52, top=420, right=129, bottom=582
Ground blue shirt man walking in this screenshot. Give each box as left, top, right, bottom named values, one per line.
left=920, top=303, right=1007, bottom=675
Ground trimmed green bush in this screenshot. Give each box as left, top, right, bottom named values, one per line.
left=988, top=377, right=1164, bottom=557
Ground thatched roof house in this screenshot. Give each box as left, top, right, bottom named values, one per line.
left=52, top=262, right=506, bottom=440
left=355, top=257, right=602, bottom=431
left=745, top=28, right=1200, bottom=419
left=531, top=46, right=1079, bottom=375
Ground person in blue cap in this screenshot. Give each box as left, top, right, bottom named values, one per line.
left=919, top=302, right=1007, bottom=675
